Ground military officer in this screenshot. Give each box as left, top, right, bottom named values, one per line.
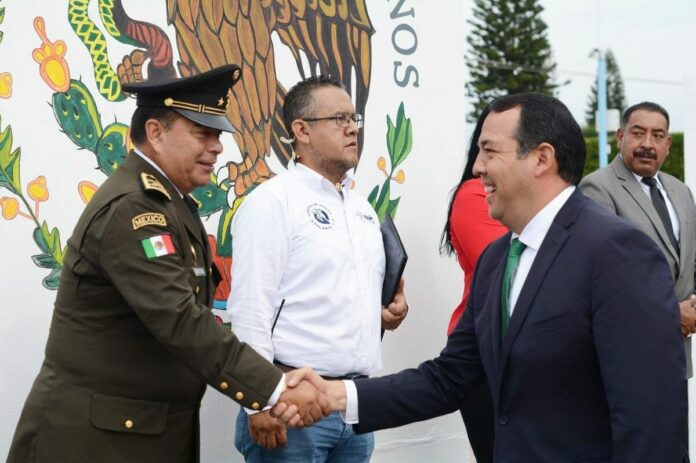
left=7, top=65, right=327, bottom=463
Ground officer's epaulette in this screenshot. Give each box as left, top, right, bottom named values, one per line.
left=140, top=173, right=171, bottom=200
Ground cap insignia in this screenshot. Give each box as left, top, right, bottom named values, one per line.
left=164, top=96, right=226, bottom=115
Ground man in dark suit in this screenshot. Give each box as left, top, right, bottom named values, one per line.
left=7, top=65, right=327, bottom=463
left=580, top=102, right=696, bottom=372
left=275, top=94, right=688, bottom=461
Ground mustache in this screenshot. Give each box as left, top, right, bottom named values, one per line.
left=634, top=148, right=657, bottom=159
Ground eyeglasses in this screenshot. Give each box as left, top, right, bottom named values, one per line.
left=303, top=113, right=364, bottom=129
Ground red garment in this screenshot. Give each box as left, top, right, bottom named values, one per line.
left=447, top=178, right=507, bottom=335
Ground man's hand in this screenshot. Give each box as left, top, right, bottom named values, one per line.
left=249, top=410, right=287, bottom=448
left=271, top=368, right=330, bottom=427
left=679, top=295, right=696, bottom=337
left=382, top=278, right=408, bottom=330
left=271, top=369, right=347, bottom=425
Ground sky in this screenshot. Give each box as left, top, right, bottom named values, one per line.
left=462, top=0, right=696, bottom=132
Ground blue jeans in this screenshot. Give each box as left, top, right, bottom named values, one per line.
left=235, top=410, right=374, bottom=462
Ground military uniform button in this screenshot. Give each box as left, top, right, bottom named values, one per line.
left=220, top=381, right=228, bottom=390
left=124, top=419, right=134, bottom=429
left=195, top=285, right=200, bottom=294
left=251, top=402, right=260, bottom=410
left=235, top=391, right=244, bottom=400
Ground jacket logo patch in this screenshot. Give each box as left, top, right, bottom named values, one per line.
left=132, top=213, right=167, bottom=230
left=141, top=234, right=176, bottom=259
left=355, top=210, right=376, bottom=224
left=307, top=204, right=334, bottom=229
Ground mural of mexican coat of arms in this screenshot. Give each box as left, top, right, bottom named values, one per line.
left=0, top=0, right=414, bottom=313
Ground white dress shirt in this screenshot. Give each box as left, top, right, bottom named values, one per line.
left=343, top=186, right=576, bottom=423
left=508, top=186, right=575, bottom=314
left=228, top=162, right=385, bottom=397
left=630, top=171, right=681, bottom=243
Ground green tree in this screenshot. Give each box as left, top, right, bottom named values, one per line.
left=584, top=49, right=626, bottom=131
left=466, top=0, right=558, bottom=121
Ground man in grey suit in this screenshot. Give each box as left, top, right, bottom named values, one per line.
left=581, top=102, right=696, bottom=377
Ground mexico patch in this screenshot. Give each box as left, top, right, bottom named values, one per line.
left=141, top=234, right=176, bottom=259
left=132, top=213, right=167, bottom=230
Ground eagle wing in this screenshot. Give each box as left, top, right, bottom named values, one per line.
left=269, top=0, right=375, bottom=163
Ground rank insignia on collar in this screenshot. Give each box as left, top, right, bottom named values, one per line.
left=132, top=213, right=167, bottom=230
left=140, top=173, right=171, bottom=200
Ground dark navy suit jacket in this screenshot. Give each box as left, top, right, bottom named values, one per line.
left=355, top=189, right=687, bottom=462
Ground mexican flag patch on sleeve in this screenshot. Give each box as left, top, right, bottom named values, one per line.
left=141, top=234, right=176, bottom=259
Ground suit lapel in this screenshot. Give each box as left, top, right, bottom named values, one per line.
left=613, top=157, right=679, bottom=263
left=498, top=190, right=582, bottom=379
left=488, top=238, right=509, bottom=373
left=658, top=173, right=684, bottom=266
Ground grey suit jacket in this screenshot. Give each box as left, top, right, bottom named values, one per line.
left=581, top=155, right=696, bottom=376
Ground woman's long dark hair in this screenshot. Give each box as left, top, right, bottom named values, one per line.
left=439, top=105, right=491, bottom=256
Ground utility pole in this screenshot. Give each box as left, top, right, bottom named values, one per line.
left=592, top=49, right=609, bottom=167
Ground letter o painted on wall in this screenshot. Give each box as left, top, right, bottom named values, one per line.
left=391, top=24, right=418, bottom=56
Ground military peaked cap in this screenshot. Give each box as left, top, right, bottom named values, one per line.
left=122, top=64, right=241, bottom=133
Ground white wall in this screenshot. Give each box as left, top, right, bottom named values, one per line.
left=0, top=1, right=473, bottom=461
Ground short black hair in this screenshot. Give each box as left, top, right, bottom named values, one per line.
left=282, top=75, right=345, bottom=144
left=621, top=101, right=670, bottom=130
left=129, top=107, right=180, bottom=146
left=489, top=93, right=586, bottom=185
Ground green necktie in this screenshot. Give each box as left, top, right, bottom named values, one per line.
left=501, top=238, right=527, bottom=337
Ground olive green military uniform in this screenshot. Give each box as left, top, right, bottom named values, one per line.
left=8, top=152, right=282, bottom=463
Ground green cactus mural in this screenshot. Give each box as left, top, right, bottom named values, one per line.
left=52, top=79, right=102, bottom=150
left=52, top=79, right=127, bottom=175
left=95, top=122, right=128, bottom=175
left=191, top=172, right=228, bottom=219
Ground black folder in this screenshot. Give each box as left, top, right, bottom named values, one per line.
left=380, top=214, right=408, bottom=306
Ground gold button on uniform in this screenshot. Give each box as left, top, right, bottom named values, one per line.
left=220, top=381, right=228, bottom=390
left=251, top=402, right=260, bottom=410
left=124, top=419, right=134, bottom=429
left=195, top=285, right=200, bottom=294
left=235, top=391, right=244, bottom=400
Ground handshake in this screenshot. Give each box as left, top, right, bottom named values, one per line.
left=271, top=368, right=345, bottom=426
left=247, top=368, right=347, bottom=448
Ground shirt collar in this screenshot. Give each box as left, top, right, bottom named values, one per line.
left=620, top=154, right=665, bottom=189
left=288, top=161, right=354, bottom=195
left=132, top=148, right=183, bottom=198
left=514, top=185, right=576, bottom=251
left=629, top=170, right=665, bottom=190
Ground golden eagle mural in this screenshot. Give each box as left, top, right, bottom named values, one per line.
left=167, top=0, right=374, bottom=199
left=68, top=0, right=374, bottom=198
left=1, top=0, right=413, bottom=303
